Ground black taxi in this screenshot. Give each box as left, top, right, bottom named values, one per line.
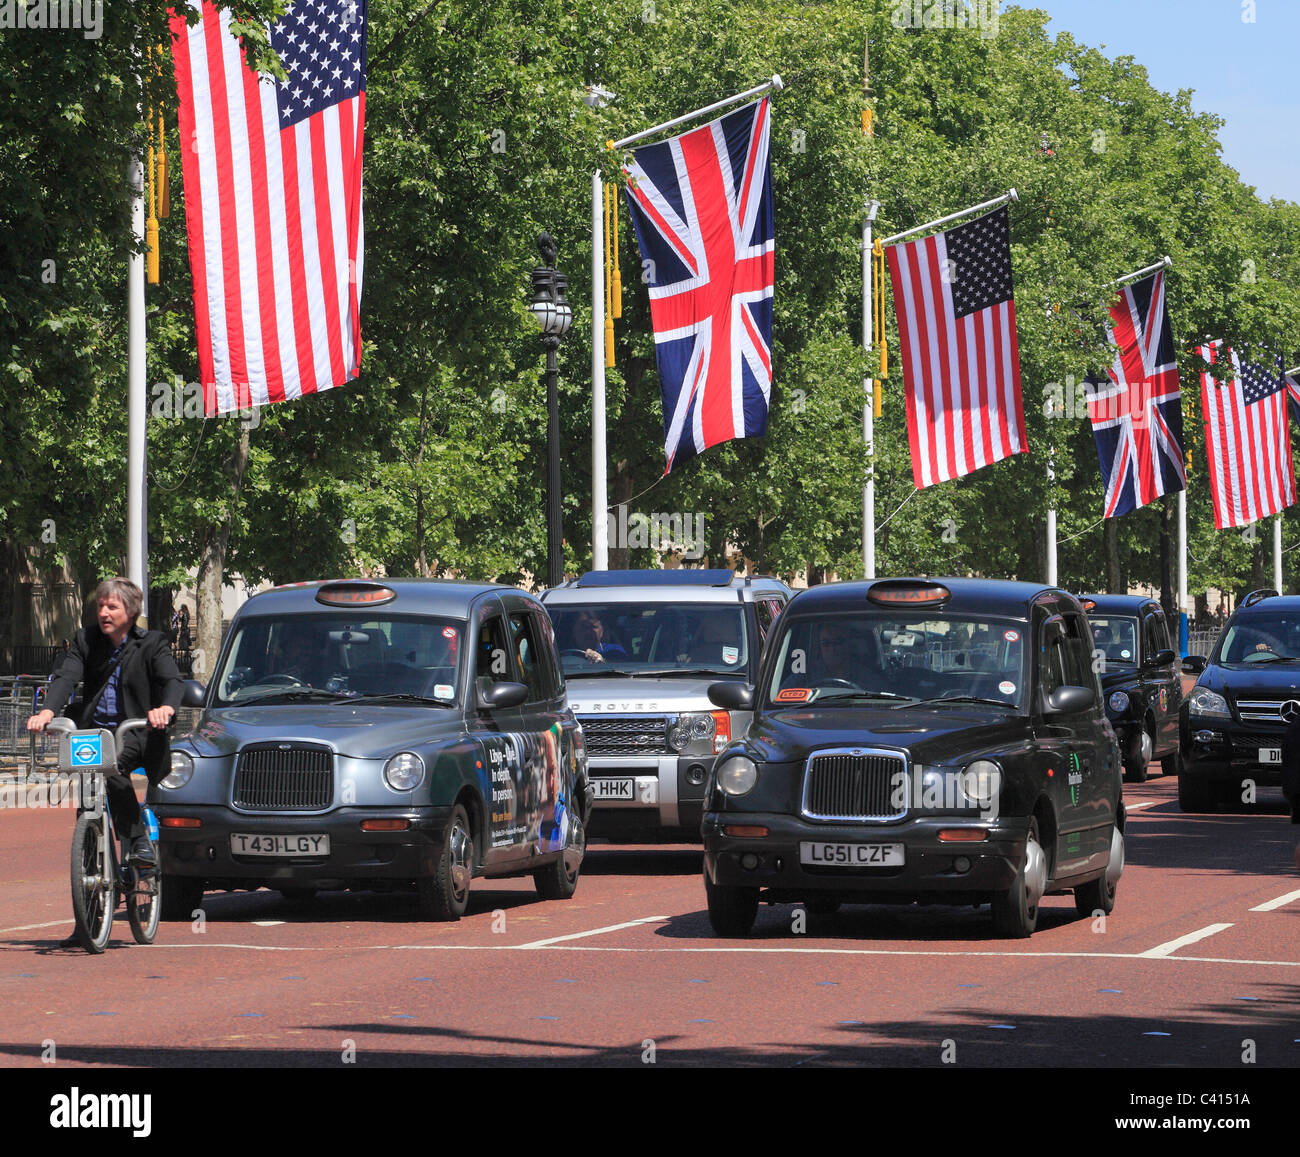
left=151, top=579, right=592, bottom=921
left=1078, top=594, right=1182, bottom=782
left=701, top=579, right=1125, bottom=939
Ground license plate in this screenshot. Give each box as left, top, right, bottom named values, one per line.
left=800, top=841, right=905, bottom=867
left=1259, top=747, right=1282, bottom=764
left=592, top=778, right=635, bottom=801
left=230, top=833, right=330, bottom=857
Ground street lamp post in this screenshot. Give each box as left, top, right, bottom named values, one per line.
left=527, top=233, right=573, bottom=588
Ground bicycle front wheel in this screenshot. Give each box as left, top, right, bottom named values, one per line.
left=70, top=812, right=113, bottom=953
left=127, top=860, right=161, bottom=945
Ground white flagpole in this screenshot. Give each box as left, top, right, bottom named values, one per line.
left=1046, top=449, right=1057, bottom=585
left=863, top=199, right=880, bottom=579
left=1109, top=254, right=1171, bottom=288
left=128, top=154, right=148, bottom=613
left=1276, top=516, right=1283, bottom=592
left=591, top=170, right=608, bottom=571
left=880, top=189, right=1018, bottom=247
left=610, top=75, right=784, bottom=151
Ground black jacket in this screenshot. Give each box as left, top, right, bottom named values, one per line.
left=45, top=625, right=184, bottom=779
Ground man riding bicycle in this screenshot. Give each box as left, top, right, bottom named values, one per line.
left=27, top=577, right=183, bottom=867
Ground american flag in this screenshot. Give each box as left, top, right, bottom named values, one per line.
left=1197, top=341, right=1295, bottom=530
left=884, top=206, right=1026, bottom=489
left=170, top=0, right=366, bottom=417
left=1087, top=270, right=1185, bottom=518
left=622, top=98, right=773, bottom=474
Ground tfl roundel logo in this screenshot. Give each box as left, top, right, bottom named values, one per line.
left=71, top=735, right=103, bottom=767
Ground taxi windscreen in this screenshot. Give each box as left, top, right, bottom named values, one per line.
left=548, top=603, right=748, bottom=677
left=1087, top=616, right=1138, bottom=667
left=766, top=614, right=1027, bottom=708
left=212, top=613, right=464, bottom=705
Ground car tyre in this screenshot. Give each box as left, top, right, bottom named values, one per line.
left=534, top=805, right=584, bottom=902
left=1123, top=724, right=1152, bottom=783
left=704, top=873, right=758, bottom=937
left=160, top=875, right=204, bottom=922
left=1074, top=824, right=1123, bottom=917
left=417, top=804, right=473, bottom=921
left=991, top=817, right=1045, bottom=939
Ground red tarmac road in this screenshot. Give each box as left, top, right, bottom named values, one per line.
left=0, top=767, right=1297, bottom=1069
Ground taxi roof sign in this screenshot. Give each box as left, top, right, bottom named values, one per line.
left=866, top=581, right=951, bottom=607
left=316, top=583, right=397, bottom=608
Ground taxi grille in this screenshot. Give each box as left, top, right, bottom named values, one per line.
left=803, top=750, right=907, bottom=821
left=580, top=716, right=669, bottom=756
left=233, top=745, right=333, bottom=811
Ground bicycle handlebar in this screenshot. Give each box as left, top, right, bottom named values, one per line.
left=47, top=716, right=152, bottom=742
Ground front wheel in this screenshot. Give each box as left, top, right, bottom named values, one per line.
left=704, top=872, right=758, bottom=937
left=417, top=805, right=473, bottom=921
left=991, top=817, right=1046, bottom=939
left=70, top=813, right=113, bottom=953
left=127, top=865, right=161, bottom=944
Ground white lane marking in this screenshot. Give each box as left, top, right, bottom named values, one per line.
left=1249, top=888, right=1300, bottom=913
left=252, top=920, right=286, bottom=927
left=515, top=915, right=670, bottom=948
left=1139, top=923, right=1234, bottom=958
left=0, top=919, right=72, bottom=934
left=1125, top=801, right=1158, bottom=811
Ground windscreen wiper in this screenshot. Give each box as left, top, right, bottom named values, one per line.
left=912, top=694, right=1013, bottom=708
left=350, top=693, right=455, bottom=706
left=815, top=690, right=918, bottom=704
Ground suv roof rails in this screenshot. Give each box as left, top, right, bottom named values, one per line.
left=1240, top=588, right=1279, bottom=609
left=574, top=568, right=738, bottom=588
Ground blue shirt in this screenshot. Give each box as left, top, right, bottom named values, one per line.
left=92, top=639, right=128, bottom=727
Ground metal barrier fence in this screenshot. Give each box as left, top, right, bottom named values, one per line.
left=0, top=676, right=57, bottom=777
left=1186, top=628, right=1220, bottom=658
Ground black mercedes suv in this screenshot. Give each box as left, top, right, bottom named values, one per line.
left=701, top=578, right=1125, bottom=939
left=1180, top=588, right=1300, bottom=818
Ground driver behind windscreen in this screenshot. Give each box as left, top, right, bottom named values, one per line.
left=275, top=631, right=321, bottom=685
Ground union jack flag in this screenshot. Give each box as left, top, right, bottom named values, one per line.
left=622, top=98, right=773, bottom=473
left=1197, top=341, right=1295, bottom=530
left=1086, top=270, right=1185, bottom=518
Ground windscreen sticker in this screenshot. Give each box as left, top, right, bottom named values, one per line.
left=434, top=684, right=455, bottom=700
left=999, top=681, right=1016, bottom=696
left=1003, top=630, right=1020, bottom=643
left=1120, top=649, right=1131, bottom=658
left=722, top=646, right=739, bottom=664
left=776, top=687, right=812, bottom=703
left=442, top=627, right=457, bottom=639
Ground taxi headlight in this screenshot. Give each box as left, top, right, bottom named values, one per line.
left=1187, top=687, right=1229, bottom=719
left=959, top=759, right=1001, bottom=808
left=716, top=755, right=758, bottom=796
left=159, top=750, right=193, bottom=790
left=1107, top=690, right=1130, bottom=715
left=384, top=751, right=425, bottom=791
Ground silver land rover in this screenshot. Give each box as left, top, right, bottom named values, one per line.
left=540, top=570, right=790, bottom=841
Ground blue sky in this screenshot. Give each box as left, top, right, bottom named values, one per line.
left=1019, top=0, right=1299, bottom=203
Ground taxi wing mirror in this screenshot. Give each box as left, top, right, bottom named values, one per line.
left=1145, top=648, right=1176, bottom=670
left=1044, top=685, right=1094, bottom=715
left=708, top=682, right=754, bottom=710
left=478, top=681, right=528, bottom=712
left=1181, top=654, right=1208, bottom=676
left=181, top=679, right=206, bottom=708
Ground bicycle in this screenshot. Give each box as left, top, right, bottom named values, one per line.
left=47, top=716, right=161, bottom=954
